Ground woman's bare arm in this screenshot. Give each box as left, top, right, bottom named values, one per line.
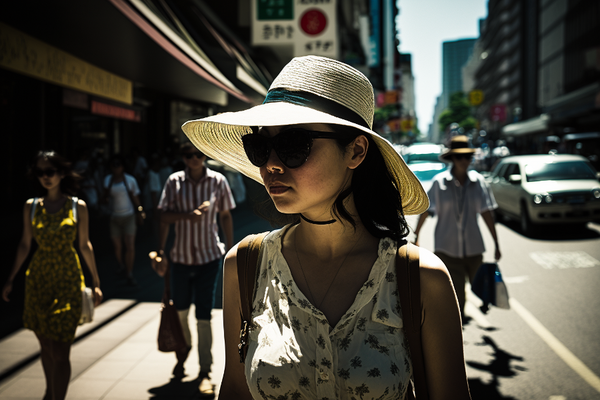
left=418, top=247, right=472, bottom=400
left=3, top=200, right=34, bottom=302
left=219, top=246, right=254, bottom=400
left=77, top=200, right=103, bottom=306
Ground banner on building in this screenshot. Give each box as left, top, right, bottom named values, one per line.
left=0, top=23, right=133, bottom=105
left=252, top=0, right=338, bottom=58
left=490, top=104, right=507, bottom=122
left=368, top=0, right=381, bottom=67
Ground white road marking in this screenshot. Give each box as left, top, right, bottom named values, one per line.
left=548, top=396, right=566, bottom=400
left=510, top=298, right=600, bottom=393
left=530, top=251, right=600, bottom=270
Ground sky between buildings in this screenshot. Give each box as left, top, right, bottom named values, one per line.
left=397, top=0, right=487, bottom=135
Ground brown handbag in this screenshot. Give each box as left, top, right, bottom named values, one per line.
left=236, top=234, right=429, bottom=399
left=157, top=262, right=188, bottom=352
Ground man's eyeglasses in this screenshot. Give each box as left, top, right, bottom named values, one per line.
left=452, top=154, right=473, bottom=161
left=183, top=152, right=205, bottom=160
left=34, top=168, right=58, bottom=178
left=242, top=128, right=338, bottom=169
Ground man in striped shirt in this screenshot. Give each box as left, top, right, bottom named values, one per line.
left=157, top=142, right=235, bottom=394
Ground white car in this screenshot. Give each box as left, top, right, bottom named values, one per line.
left=488, top=154, right=600, bottom=235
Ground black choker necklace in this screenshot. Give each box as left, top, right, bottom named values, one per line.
left=300, top=214, right=336, bottom=225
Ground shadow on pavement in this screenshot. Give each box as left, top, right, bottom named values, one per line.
left=499, top=219, right=600, bottom=241
left=148, top=376, right=209, bottom=399
left=467, top=335, right=525, bottom=400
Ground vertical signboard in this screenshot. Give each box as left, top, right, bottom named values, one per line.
left=368, top=0, right=381, bottom=67
left=252, top=0, right=338, bottom=58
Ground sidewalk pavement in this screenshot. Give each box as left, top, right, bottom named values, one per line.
left=0, top=301, right=226, bottom=400
left=0, top=179, right=272, bottom=399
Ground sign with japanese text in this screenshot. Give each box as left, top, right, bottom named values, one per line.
left=252, top=0, right=338, bottom=58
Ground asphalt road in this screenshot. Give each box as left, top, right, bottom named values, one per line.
left=408, top=211, right=600, bottom=400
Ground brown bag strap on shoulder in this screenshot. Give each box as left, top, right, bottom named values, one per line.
left=236, top=231, right=269, bottom=363
left=396, top=242, right=429, bottom=400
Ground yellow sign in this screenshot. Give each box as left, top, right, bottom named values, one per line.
left=469, top=89, right=484, bottom=106
left=400, top=119, right=414, bottom=132
left=0, top=23, right=132, bottom=104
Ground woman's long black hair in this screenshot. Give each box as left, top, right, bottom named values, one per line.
left=29, top=150, right=81, bottom=196
left=256, top=127, right=410, bottom=242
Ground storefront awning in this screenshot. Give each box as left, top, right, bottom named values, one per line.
left=502, top=114, right=550, bottom=136
left=0, top=0, right=259, bottom=106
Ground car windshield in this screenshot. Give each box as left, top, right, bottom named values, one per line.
left=525, top=161, right=597, bottom=182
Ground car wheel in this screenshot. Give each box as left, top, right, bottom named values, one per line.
left=520, top=203, right=535, bottom=236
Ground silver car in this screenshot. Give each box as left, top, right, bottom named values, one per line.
left=488, top=154, right=600, bottom=235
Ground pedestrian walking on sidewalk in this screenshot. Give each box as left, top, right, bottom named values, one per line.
left=3, top=150, right=103, bottom=400
left=413, top=135, right=501, bottom=319
left=155, top=142, right=235, bottom=395
left=181, top=56, right=472, bottom=400
left=102, top=153, right=145, bottom=286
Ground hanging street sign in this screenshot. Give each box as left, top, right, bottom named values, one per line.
left=252, top=0, right=338, bottom=58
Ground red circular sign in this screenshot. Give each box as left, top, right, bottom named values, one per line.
left=299, top=9, right=327, bottom=36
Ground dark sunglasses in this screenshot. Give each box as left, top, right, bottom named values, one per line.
left=34, top=168, right=58, bottom=178
left=183, top=152, right=205, bottom=159
left=453, top=154, right=473, bottom=161
left=242, top=128, right=339, bottom=169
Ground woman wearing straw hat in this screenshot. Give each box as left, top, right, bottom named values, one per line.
left=182, top=56, right=471, bottom=399
left=413, top=135, right=501, bottom=319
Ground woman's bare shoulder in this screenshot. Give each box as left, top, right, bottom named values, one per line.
left=415, top=246, right=453, bottom=293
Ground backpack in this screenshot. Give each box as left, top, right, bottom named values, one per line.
left=236, top=232, right=429, bottom=400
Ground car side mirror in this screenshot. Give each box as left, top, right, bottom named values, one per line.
left=509, top=174, right=522, bottom=184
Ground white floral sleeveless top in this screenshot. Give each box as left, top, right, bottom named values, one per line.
left=244, top=228, right=412, bottom=400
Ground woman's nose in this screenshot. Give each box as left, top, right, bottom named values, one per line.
left=265, top=148, right=285, bottom=174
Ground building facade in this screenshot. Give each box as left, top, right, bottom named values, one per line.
left=442, top=38, right=477, bottom=108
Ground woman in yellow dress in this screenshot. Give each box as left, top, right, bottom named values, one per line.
left=3, top=150, right=103, bottom=400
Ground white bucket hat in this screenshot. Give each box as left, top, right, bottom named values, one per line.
left=182, top=55, right=428, bottom=215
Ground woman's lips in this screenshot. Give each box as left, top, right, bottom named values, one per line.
left=269, top=185, right=289, bottom=195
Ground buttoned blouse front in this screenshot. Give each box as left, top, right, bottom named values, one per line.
left=245, top=228, right=412, bottom=400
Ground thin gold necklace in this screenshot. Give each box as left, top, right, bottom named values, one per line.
left=294, top=227, right=363, bottom=309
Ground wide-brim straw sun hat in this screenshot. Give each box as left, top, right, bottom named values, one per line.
left=182, top=55, right=428, bottom=215
left=439, top=135, right=477, bottom=162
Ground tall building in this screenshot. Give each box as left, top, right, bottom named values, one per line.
left=473, top=0, right=538, bottom=143
left=399, top=53, right=417, bottom=137
left=499, top=0, right=600, bottom=164
left=429, top=95, right=445, bottom=143
left=442, top=38, right=476, bottom=107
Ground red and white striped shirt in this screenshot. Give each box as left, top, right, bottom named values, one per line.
left=158, top=167, right=235, bottom=265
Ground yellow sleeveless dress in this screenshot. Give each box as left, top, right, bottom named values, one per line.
left=23, top=198, right=85, bottom=343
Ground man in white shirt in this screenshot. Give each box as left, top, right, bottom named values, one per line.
left=156, top=143, right=235, bottom=393
left=103, top=154, right=145, bottom=286
left=414, top=136, right=501, bottom=318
